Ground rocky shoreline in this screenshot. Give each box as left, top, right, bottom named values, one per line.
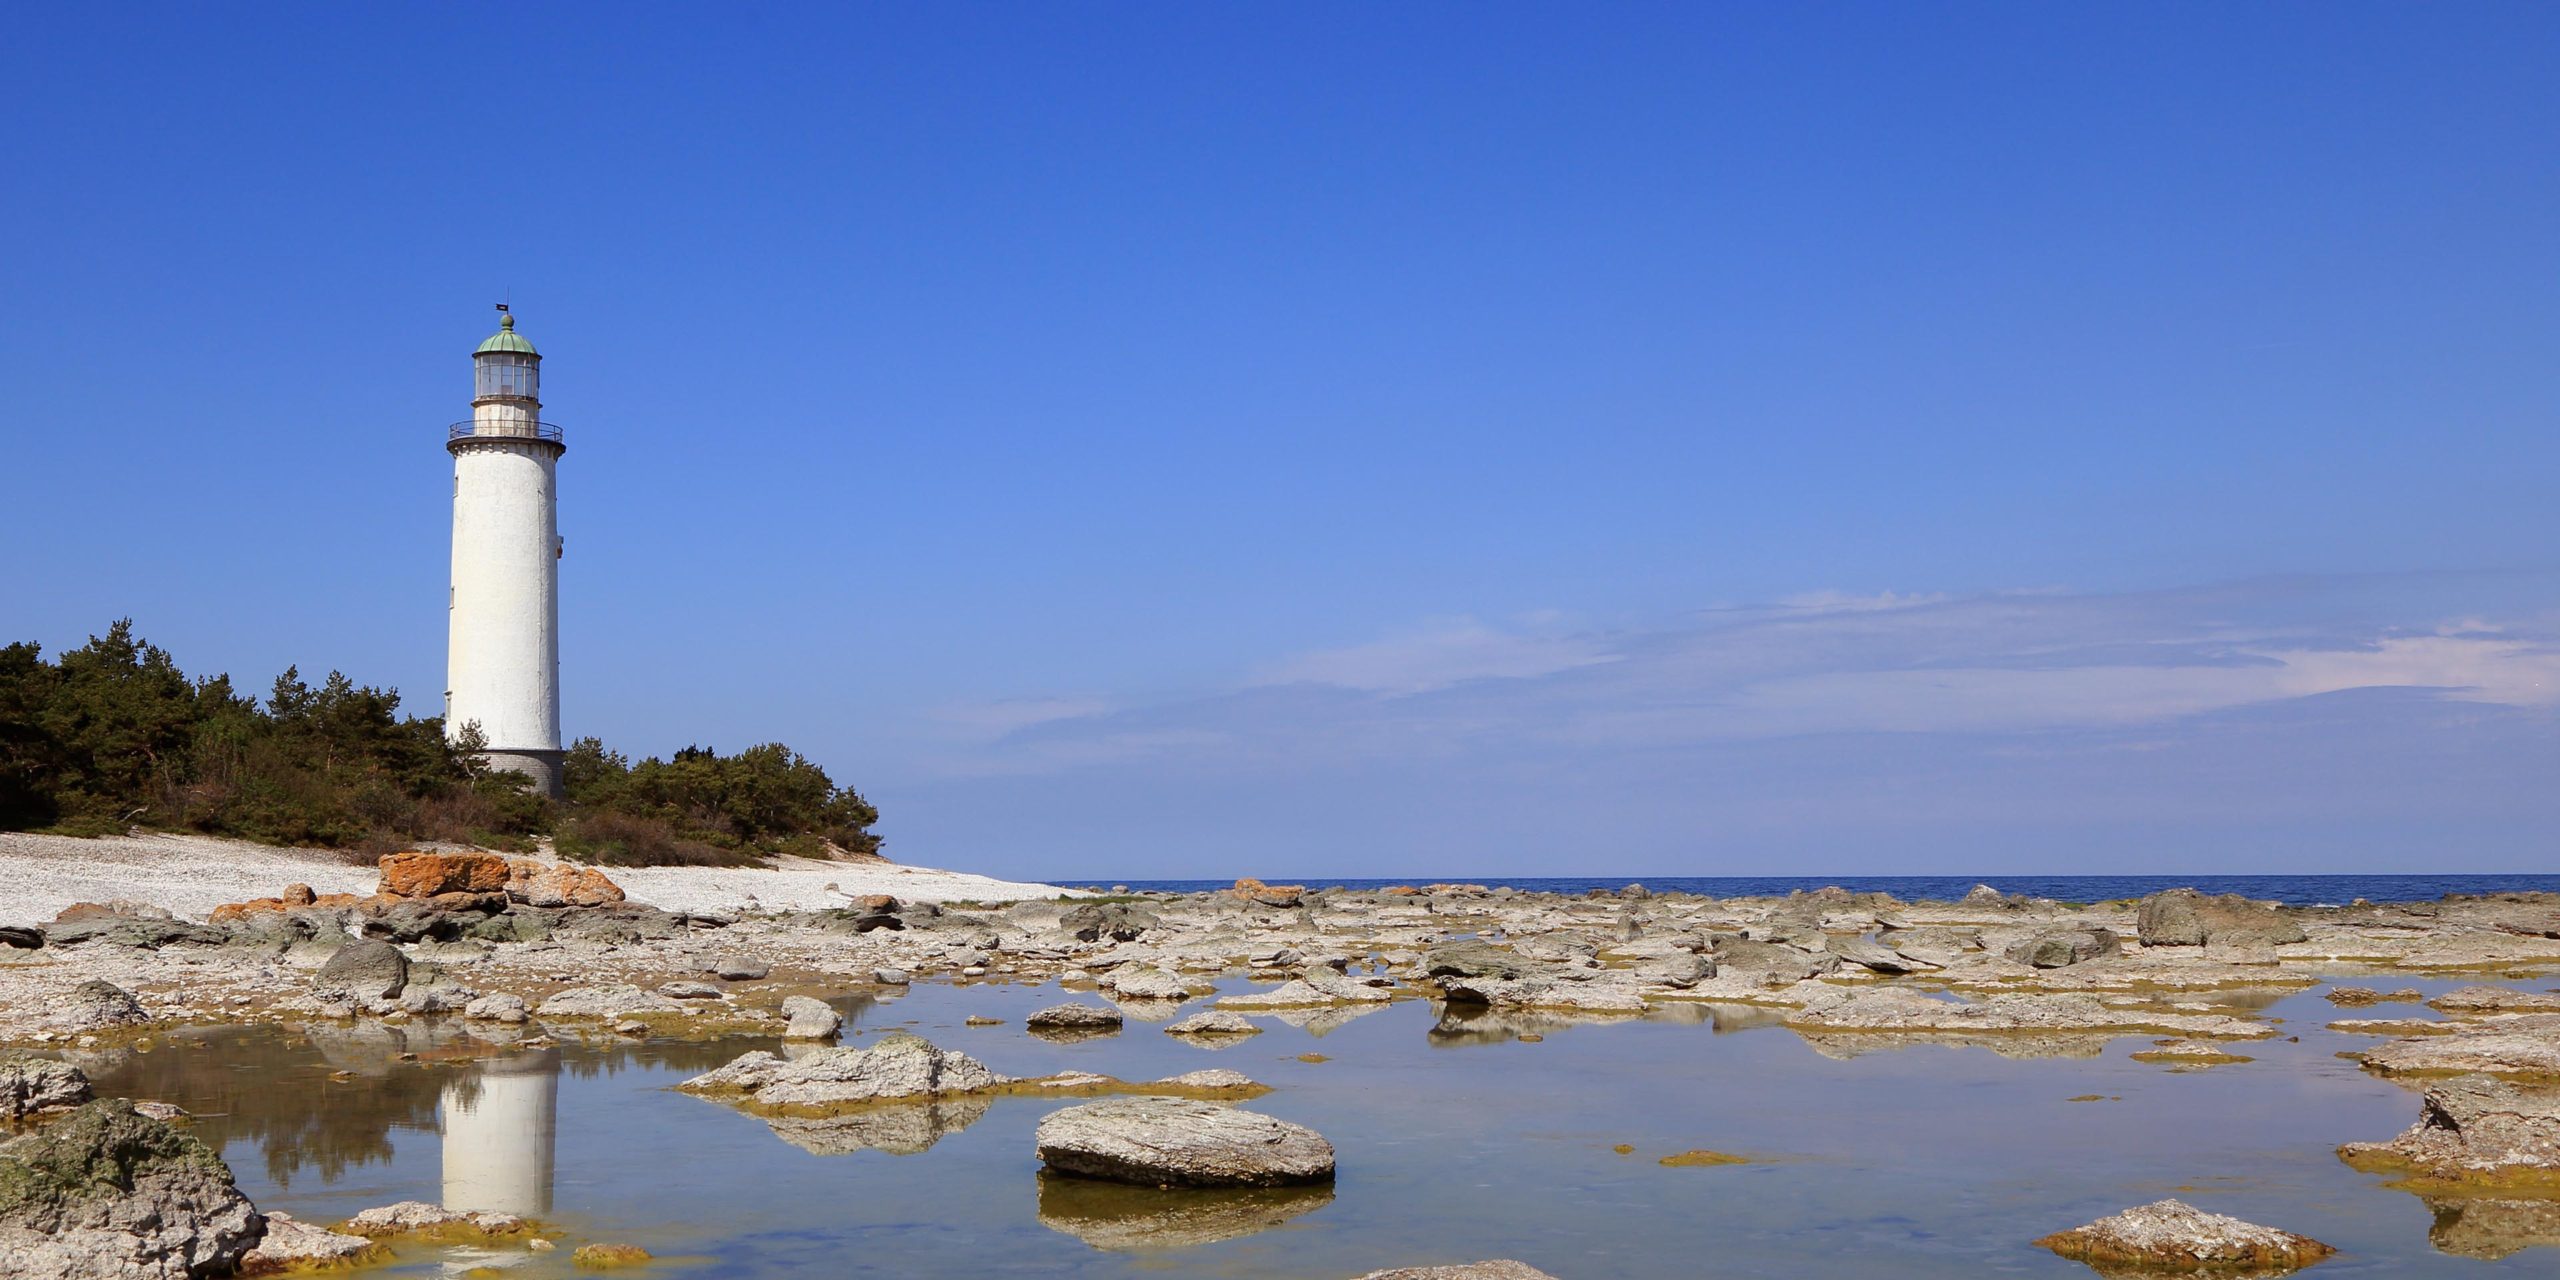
left=6, top=854, right=2560, bottom=1276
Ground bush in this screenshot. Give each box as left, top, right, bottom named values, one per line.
left=554, top=809, right=758, bottom=868
left=0, top=622, right=884, bottom=867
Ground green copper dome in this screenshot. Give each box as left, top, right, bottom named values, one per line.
left=474, top=312, right=539, bottom=357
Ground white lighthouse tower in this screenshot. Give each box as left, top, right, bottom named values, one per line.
left=444, top=308, right=565, bottom=796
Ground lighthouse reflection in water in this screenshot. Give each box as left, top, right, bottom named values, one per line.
left=439, top=1048, right=560, bottom=1217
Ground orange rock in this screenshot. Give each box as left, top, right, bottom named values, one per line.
left=1382, top=886, right=1421, bottom=896
left=378, top=851, right=513, bottom=898
left=282, top=883, right=316, bottom=907
left=1228, top=878, right=1306, bottom=908
left=208, top=898, right=288, bottom=924
left=506, top=860, right=627, bottom=908
left=312, top=893, right=364, bottom=909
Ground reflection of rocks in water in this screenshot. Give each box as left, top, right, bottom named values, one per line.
left=762, top=1095, right=993, bottom=1156
left=2194, top=987, right=2297, bottom=1013
left=1112, top=998, right=1185, bottom=1024
left=1429, top=1004, right=1638, bottom=1048
left=1037, top=1173, right=1333, bottom=1250
left=1694, top=1003, right=1792, bottom=1034
left=1029, top=1025, right=1120, bottom=1045
left=2424, top=1195, right=2560, bottom=1259
left=80, top=1026, right=450, bottom=1190
left=442, top=1047, right=560, bottom=1218
left=1263, top=1004, right=1385, bottom=1037
left=1791, top=1031, right=2116, bottom=1061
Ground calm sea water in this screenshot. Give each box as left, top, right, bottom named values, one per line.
left=76, top=973, right=2560, bottom=1277
left=1083, top=875, right=2560, bottom=906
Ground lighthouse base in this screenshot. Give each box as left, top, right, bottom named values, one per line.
left=476, top=748, right=565, bottom=800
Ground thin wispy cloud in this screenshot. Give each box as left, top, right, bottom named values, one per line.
left=944, top=573, right=2560, bottom=777
left=1252, top=617, right=1619, bottom=694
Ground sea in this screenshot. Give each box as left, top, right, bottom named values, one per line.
left=1081, top=873, right=2560, bottom=906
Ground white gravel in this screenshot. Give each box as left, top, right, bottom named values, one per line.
left=0, top=831, right=1078, bottom=925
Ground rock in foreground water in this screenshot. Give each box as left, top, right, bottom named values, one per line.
left=235, top=1211, right=384, bottom=1276
left=2035, top=1199, right=2334, bottom=1274
left=0, top=1099, right=265, bottom=1280
left=1036, top=1098, right=1335, bottom=1187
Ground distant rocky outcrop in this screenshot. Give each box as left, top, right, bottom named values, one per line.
left=2135, top=889, right=2306, bottom=948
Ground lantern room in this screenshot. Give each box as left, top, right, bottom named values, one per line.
left=473, top=313, right=541, bottom=402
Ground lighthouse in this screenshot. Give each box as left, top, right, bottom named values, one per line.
left=445, top=309, right=565, bottom=796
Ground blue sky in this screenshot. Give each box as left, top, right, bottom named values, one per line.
left=3, top=5, right=2554, bottom=877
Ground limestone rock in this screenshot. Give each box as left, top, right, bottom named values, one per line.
left=1420, top=941, right=1544, bottom=982
left=0, top=1054, right=92, bottom=1119
left=1035, top=1098, right=1336, bottom=1187
left=314, top=939, right=410, bottom=1001
left=0, top=926, right=42, bottom=950
left=781, top=995, right=842, bottom=1040
left=463, top=992, right=530, bottom=1024
left=1106, top=966, right=1190, bottom=1001
left=2338, top=1075, right=2560, bottom=1183
left=1825, top=935, right=1937, bottom=974
left=1061, top=902, right=1160, bottom=943
left=2429, top=986, right=2560, bottom=1015
left=2135, top=889, right=2306, bottom=948
left=236, top=1211, right=385, bottom=1276
left=679, top=1034, right=1006, bottom=1111
left=536, top=985, right=685, bottom=1019
left=2357, top=1019, right=2560, bottom=1078
left=1166, top=1011, right=1262, bottom=1038
left=2007, top=928, right=2120, bottom=969
left=0, top=1099, right=265, bottom=1280
left=2034, top=1199, right=2334, bottom=1274
left=50, top=980, right=152, bottom=1033
left=376, top=850, right=512, bottom=898
left=338, top=1201, right=526, bottom=1238
left=1029, top=1002, right=1126, bottom=1031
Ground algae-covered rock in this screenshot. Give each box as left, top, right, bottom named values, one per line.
left=2035, top=1199, right=2333, bottom=1275
left=0, top=1099, right=265, bottom=1279
left=235, top=1211, right=385, bottom=1275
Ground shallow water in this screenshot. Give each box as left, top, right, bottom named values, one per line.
left=78, top=975, right=2560, bottom=1277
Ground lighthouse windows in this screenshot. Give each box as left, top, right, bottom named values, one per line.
left=475, top=353, right=539, bottom=401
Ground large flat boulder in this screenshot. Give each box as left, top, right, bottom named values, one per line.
left=376, top=850, right=511, bottom=898
left=1035, top=1098, right=1335, bottom=1188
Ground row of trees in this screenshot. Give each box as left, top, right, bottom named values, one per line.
left=0, top=621, right=881, bottom=865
